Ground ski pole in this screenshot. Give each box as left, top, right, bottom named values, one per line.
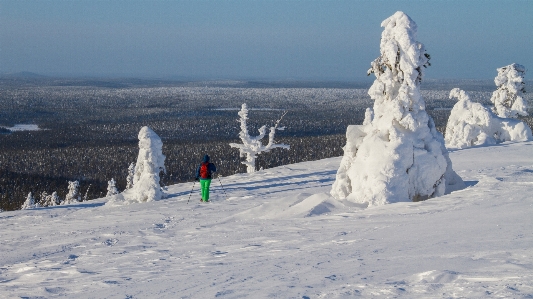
left=187, top=180, right=196, bottom=204
left=216, top=175, right=227, bottom=200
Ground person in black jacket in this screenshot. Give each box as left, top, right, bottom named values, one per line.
left=195, top=154, right=217, bottom=202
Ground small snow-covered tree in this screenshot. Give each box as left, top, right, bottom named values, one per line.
left=41, top=191, right=61, bottom=207
left=51, top=191, right=61, bottom=206
left=490, top=64, right=527, bottom=118
left=106, top=178, right=119, bottom=197
left=63, top=180, right=81, bottom=205
left=445, top=88, right=532, bottom=148
left=38, top=191, right=48, bottom=207
left=125, top=162, right=135, bottom=189
left=21, top=192, right=36, bottom=210
left=331, top=11, right=464, bottom=206
left=229, top=103, right=290, bottom=173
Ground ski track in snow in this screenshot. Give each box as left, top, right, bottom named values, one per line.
left=1, top=142, right=533, bottom=298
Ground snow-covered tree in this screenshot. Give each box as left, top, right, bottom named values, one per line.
left=229, top=103, right=290, bottom=173
left=445, top=88, right=532, bottom=148
left=39, top=191, right=48, bottom=207
left=331, top=11, right=464, bottom=206
left=63, top=181, right=81, bottom=205
left=41, top=191, right=61, bottom=207
left=125, top=162, right=135, bottom=189
left=106, top=178, right=119, bottom=197
left=21, top=192, right=36, bottom=210
left=490, top=63, right=528, bottom=118
left=113, top=126, right=167, bottom=203
left=83, top=184, right=91, bottom=201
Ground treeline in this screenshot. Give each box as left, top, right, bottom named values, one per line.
left=0, top=134, right=346, bottom=211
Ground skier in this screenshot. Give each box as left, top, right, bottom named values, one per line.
left=195, top=154, right=217, bottom=202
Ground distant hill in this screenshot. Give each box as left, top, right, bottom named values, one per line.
left=0, top=72, right=48, bottom=79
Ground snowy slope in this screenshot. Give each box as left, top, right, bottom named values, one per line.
left=1, top=142, right=532, bottom=298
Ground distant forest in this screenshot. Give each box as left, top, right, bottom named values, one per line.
left=1, top=77, right=531, bottom=211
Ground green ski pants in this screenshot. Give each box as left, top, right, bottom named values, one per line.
left=200, top=179, right=212, bottom=201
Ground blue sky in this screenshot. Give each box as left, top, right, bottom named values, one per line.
left=0, top=0, right=531, bottom=80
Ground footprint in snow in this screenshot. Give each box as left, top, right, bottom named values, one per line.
left=103, top=238, right=119, bottom=246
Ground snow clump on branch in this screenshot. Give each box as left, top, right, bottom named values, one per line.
left=331, top=11, right=464, bottom=207
left=230, top=103, right=290, bottom=173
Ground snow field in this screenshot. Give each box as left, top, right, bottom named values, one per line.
left=1, top=141, right=532, bottom=298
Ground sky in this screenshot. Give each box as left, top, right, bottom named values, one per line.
left=0, top=0, right=532, bottom=80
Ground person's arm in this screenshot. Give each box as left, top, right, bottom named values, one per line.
left=195, top=165, right=200, bottom=180
left=210, top=163, right=217, bottom=174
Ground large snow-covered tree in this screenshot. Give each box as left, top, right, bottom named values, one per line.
left=490, top=63, right=528, bottom=118
left=331, top=11, right=464, bottom=206
left=445, top=88, right=532, bottom=148
left=63, top=180, right=81, bottom=205
left=229, top=103, right=290, bottom=173
left=122, top=126, right=167, bottom=203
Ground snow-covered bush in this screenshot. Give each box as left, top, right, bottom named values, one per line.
left=41, top=191, right=61, bottom=207
left=445, top=88, right=532, bottom=148
left=109, top=126, right=166, bottom=204
left=331, top=11, right=464, bottom=206
left=106, top=178, right=119, bottom=197
left=490, top=64, right=528, bottom=118
left=63, top=180, right=81, bottom=205
left=230, top=103, right=290, bottom=173
left=21, top=192, right=36, bottom=210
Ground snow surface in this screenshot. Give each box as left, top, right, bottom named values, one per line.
left=1, top=141, right=532, bottom=298
left=1, top=124, right=41, bottom=132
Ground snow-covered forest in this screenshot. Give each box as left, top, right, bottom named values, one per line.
left=0, top=77, right=532, bottom=210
